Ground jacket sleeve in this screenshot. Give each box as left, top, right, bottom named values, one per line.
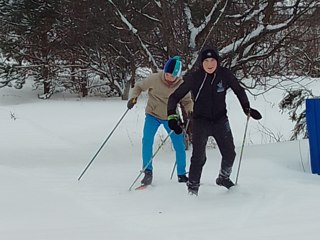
left=167, top=77, right=193, bottom=116
left=225, top=69, right=250, bottom=110
left=180, top=91, right=193, bottom=114
left=129, top=75, right=153, bottom=99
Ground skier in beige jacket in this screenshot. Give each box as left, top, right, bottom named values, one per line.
left=127, top=56, right=193, bottom=186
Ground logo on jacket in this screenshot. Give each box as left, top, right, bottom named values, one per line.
left=217, top=81, right=224, bottom=93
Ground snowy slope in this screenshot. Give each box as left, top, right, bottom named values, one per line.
left=0, top=81, right=320, bottom=240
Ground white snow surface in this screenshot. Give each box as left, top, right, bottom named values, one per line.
left=1, top=80, right=320, bottom=240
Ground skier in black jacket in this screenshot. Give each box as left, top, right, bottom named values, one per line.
left=167, top=48, right=262, bottom=195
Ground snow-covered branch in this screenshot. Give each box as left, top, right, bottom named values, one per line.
left=107, top=0, right=159, bottom=69
left=220, top=1, right=310, bottom=69
left=184, top=1, right=223, bottom=49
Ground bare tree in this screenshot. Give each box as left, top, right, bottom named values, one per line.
left=1, top=0, right=319, bottom=102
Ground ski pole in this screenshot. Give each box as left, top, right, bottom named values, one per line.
left=170, top=161, right=177, bottom=180
left=170, top=118, right=190, bottom=180
left=235, top=115, right=250, bottom=185
left=78, top=108, right=130, bottom=181
left=129, top=130, right=174, bottom=191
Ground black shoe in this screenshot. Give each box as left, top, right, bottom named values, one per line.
left=187, top=181, right=199, bottom=196
left=141, top=169, right=153, bottom=185
left=216, top=176, right=235, bottom=189
left=178, top=175, right=188, bottom=183
left=188, top=188, right=198, bottom=196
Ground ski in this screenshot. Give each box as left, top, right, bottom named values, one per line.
left=135, top=184, right=149, bottom=190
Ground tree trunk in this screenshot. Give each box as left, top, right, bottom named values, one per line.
left=43, top=65, right=50, bottom=95
left=122, top=65, right=136, bottom=100
left=80, top=70, right=88, bottom=97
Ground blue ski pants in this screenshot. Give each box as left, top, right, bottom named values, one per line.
left=142, top=114, right=186, bottom=176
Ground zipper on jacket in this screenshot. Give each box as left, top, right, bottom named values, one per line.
left=194, top=72, right=217, bottom=102
left=210, top=73, right=217, bottom=85
left=194, top=73, right=207, bottom=102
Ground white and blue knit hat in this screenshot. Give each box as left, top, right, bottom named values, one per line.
left=164, top=56, right=182, bottom=77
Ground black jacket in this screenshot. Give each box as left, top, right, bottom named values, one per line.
left=168, top=66, right=250, bottom=122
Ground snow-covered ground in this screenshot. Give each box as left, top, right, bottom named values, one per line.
left=1, top=79, right=320, bottom=240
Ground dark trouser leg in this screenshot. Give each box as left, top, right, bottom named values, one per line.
left=213, top=119, right=236, bottom=178
left=188, top=119, right=209, bottom=185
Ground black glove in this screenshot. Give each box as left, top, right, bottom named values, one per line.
left=243, top=107, right=262, bottom=120
left=168, top=114, right=183, bottom=134
left=127, top=97, right=137, bottom=109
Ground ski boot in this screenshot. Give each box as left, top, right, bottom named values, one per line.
left=141, top=169, right=153, bottom=186
left=187, top=181, right=200, bottom=196
left=178, top=174, right=188, bottom=183
left=216, top=175, right=235, bottom=189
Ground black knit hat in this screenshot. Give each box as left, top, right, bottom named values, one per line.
left=200, top=48, right=220, bottom=62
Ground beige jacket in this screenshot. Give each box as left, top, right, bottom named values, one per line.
left=129, top=71, right=193, bottom=120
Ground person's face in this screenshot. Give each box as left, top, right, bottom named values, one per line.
left=164, top=73, right=177, bottom=82
left=202, top=58, right=217, bottom=74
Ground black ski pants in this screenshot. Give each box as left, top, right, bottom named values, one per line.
left=188, top=117, right=236, bottom=185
